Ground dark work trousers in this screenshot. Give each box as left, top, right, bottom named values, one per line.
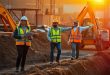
left=50, top=42, right=61, bottom=62
left=16, top=45, right=29, bottom=69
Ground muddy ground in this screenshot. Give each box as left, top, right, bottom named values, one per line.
left=25, top=51, right=110, bottom=75
left=2, top=51, right=110, bottom=75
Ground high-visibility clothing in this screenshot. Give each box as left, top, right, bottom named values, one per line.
left=16, top=26, right=31, bottom=46
left=69, top=27, right=82, bottom=43
left=50, top=27, right=61, bottom=43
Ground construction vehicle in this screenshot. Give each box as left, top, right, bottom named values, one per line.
left=77, top=2, right=110, bottom=50
left=0, top=3, right=16, bottom=36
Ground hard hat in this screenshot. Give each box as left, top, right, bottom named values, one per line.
left=21, top=16, right=28, bottom=21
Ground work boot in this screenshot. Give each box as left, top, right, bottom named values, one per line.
left=20, top=67, right=25, bottom=72
left=56, top=59, right=60, bottom=64
left=75, top=56, right=79, bottom=59
left=15, top=67, right=19, bottom=72
left=71, top=57, right=75, bottom=60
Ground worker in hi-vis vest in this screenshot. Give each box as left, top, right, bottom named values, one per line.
left=47, top=21, right=72, bottom=64
left=68, top=20, right=93, bottom=60
left=13, top=16, right=32, bottom=72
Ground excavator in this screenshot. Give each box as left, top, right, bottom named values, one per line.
left=0, top=3, right=16, bottom=36
left=77, top=2, right=110, bottom=50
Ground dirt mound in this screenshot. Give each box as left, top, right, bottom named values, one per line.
left=32, top=32, right=70, bottom=51
left=0, top=36, right=17, bottom=69
left=0, top=33, right=49, bottom=70
left=0, top=32, right=70, bottom=70
left=12, top=51, right=110, bottom=75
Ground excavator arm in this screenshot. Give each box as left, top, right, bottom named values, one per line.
left=77, top=2, right=99, bottom=41
left=0, top=4, right=16, bottom=32
left=77, top=2, right=98, bottom=30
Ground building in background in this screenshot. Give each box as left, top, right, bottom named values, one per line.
left=0, top=0, right=110, bottom=27
left=0, top=0, right=62, bottom=26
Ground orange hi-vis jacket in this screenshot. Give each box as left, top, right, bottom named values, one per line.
left=69, top=27, right=82, bottom=43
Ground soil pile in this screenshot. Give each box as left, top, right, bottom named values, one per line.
left=13, top=51, right=110, bottom=75
left=0, top=32, right=70, bottom=70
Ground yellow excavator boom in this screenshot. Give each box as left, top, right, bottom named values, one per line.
left=0, top=4, right=16, bottom=32
left=77, top=2, right=97, bottom=29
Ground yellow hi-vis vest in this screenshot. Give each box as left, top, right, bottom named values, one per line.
left=16, top=26, right=31, bottom=46
left=69, top=27, right=82, bottom=43
left=50, top=27, right=61, bottom=43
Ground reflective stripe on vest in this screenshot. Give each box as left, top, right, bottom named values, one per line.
left=50, top=27, right=61, bottom=42
left=69, top=27, right=82, bottom=43
left=16, top=26, right=31, bottom=46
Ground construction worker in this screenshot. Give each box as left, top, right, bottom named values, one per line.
left=68, top=20, right=93, bottom=60
left=47, top=21, right=72, bottom=64
left=13, top=16, right=32, bottom=72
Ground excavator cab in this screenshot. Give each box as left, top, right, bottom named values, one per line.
left=77, top=2, right=110, bottom=50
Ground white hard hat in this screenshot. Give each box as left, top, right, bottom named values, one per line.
left=20, top=16, right=28, bottom=21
